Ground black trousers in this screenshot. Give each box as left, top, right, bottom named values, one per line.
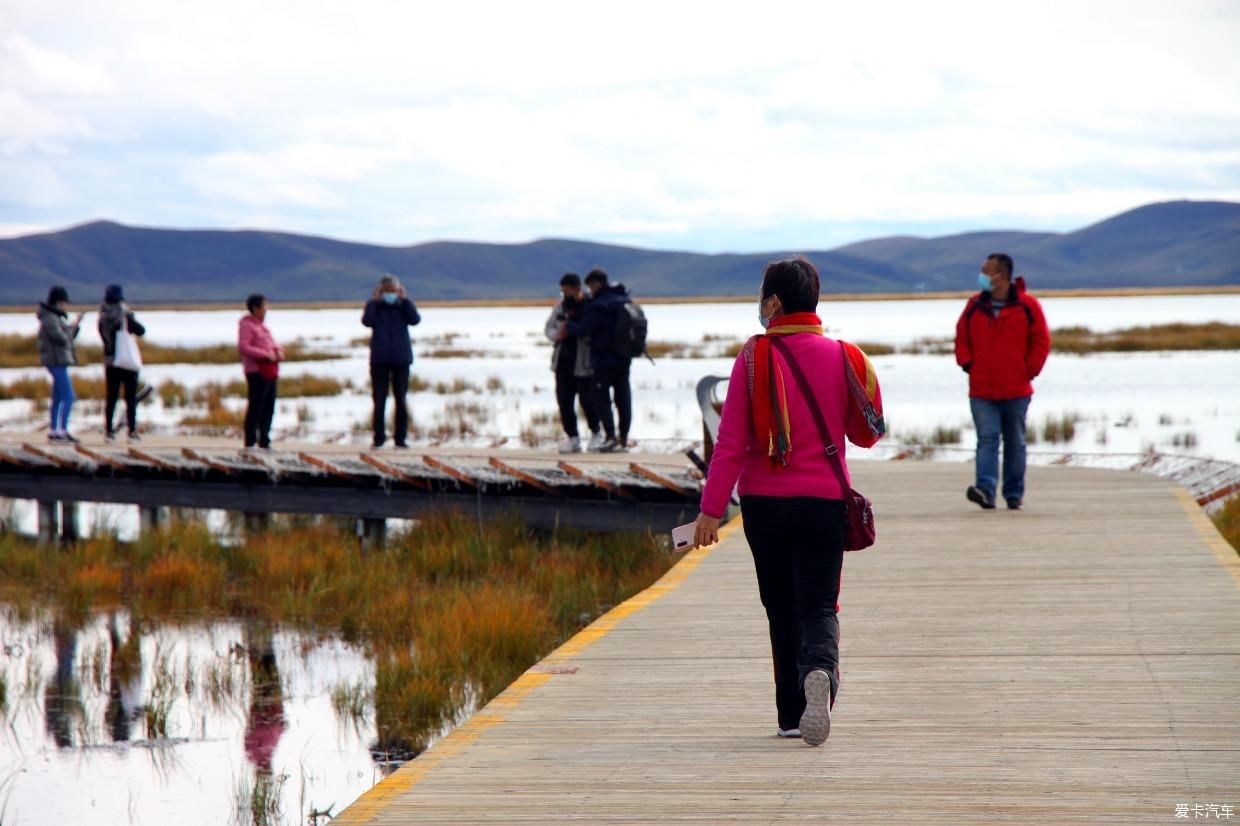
left=104, top=365, right=139, bottom=435
left=244, top=372, right=278, bottom=448
left=590, top=362, right=632, bottom=442
left=371, top=363, right=410, bottom=446
left=555, top=368, right=599, bottom=439
left=741, top=495, right=845, bottom=730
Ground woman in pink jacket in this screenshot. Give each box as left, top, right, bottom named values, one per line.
left=693, top=258, right=886, bottom=747
left=237, top=294, right=284, bottom=449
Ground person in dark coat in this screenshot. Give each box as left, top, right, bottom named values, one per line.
left=566, top=269, right=633, bottom=453
left=361, top=274, right=422, bottom=448
left=545, top=272, right=599, bottom=453
left=97, top=284, right=152, bottom=441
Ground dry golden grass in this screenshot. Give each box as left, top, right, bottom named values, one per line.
left=1052, top=323, right=1240, bottom=353
left=0, top=333, right=340, bottom=368
left=0, top=511, right=677, bottom=757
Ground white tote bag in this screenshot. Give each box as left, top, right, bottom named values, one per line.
left=113, top=325, right=144, bottom=372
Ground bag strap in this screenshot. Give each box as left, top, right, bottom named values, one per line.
left=769, top=337, right=850, bottom=492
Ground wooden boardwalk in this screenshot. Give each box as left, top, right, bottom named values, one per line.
left=337, top=463, right=1240, bottom=824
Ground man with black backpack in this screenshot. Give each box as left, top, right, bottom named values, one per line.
left=567, top=268, right=647, bottom=453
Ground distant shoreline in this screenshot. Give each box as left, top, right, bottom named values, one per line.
left=3, top=285, right=1238, bottom=313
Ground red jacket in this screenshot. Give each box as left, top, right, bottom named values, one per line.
left=954, top=277, right=1051, bottom=400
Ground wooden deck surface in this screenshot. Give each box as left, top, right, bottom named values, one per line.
left=337, top=463, right=1240, bottom=824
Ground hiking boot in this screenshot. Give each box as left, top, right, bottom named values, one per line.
left=1006, top=499, right=1023, bottom=510
left=587, top=430, right=604, bottom=451
left=558, top=436, right=582, bottom=454
left=48, top=432, right=65, bottom=443
left=776, top=728, right=801, bottom=738
left=966, top=486, right=996, bottom=510
left=136, top=384, right=154, bottom=404
left=800, top=670, right=833, bottom=747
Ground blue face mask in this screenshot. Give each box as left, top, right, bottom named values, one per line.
left=977, top=272, right=993, bottom=292
left=382, top=292, right=398, bottom=305
left=758, top=298, right=772, bottom=329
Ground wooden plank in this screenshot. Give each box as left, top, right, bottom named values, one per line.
left=359, top=453, right=431, bottom=490
left=181, top=447, right=243, bottom=474
left=128, top=447, right=204, bottom=473
left=298, top=452, right=386, bottom=481
left=75, top=444, right=157, bottom=472
left=558, top=460, right=635, bottom=500
left=488, top=457, right=560, bottom=496
left=21, top=442, right=93, bottom=471
left=629, top=462, right=691, bottom=496
left=423, top=455, right=479, bottom=488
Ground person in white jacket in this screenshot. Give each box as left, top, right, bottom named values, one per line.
left=544, top=273, right=599, bottom=453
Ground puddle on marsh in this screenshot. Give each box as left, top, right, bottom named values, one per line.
left=0, top=605, right=427, bottom=826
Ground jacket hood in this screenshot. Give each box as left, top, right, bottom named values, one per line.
left=1013, top=276, right=1027, bottom=294
left=37, top=302, right=65, bottom=319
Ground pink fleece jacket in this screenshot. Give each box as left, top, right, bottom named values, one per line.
left=237, top=315, right=280, bottom=375
left=700, top=334, right=883, bottom=519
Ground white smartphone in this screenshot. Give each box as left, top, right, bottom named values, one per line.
left=671, top=521, right=696, bottom=550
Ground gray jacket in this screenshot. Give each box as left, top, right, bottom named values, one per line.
left=544, top=300, right=592, bottom=377
left=37, top=302, right=80, bottom=367
left=98, top=301, right=146, bottom=364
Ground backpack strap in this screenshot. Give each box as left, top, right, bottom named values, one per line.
left=769, top=337, right=849, bottom=493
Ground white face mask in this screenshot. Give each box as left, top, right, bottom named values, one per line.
left=977, top=271, right=993, bottom=292
left=758, top=297, right=774, bottom=329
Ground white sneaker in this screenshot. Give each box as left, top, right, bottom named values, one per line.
left=799, top=670, right=833, bottom=747
left=558, top=436, right=582, bottom=454
left=587, top=431, right=604, bottom=450
left=776, top=728, right=801, bottom=738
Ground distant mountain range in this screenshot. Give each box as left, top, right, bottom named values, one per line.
left=1, top=200, right=1237, bottom=304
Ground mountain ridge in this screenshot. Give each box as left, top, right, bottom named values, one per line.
left=1, top=200, right=1237, bottom=303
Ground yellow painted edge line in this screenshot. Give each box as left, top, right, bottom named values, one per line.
left=334, top=516, right=744, bottom=824
left=1173, top=488, right=1240, bottom=591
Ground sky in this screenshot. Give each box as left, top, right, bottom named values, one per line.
left=1, top=0, right=1238, bottom=252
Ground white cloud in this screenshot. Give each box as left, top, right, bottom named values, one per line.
left=0, top=0, right=1238, bottom=247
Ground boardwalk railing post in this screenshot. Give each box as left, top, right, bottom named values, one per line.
left=37, top=500, right=60, bottom=546
left=357, top=517, right=386, bottom=550
left=60, top=501, right=80, bottom=543
left=139, top=506, right=165, bottom=534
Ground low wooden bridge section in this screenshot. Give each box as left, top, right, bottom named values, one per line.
left=0, top=437, right=704, bottom=539
left=338, top=462, right=1240, bottom=824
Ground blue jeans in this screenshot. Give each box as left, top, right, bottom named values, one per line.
left=970, top=396, right=1031, bottom=502
left=47, top=366, right=75, bottom=433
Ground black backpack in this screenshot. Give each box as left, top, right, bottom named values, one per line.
left=612, top=298, right=648, bottom=359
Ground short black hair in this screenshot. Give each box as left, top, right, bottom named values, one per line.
left=988, top=253, right=1014, bottom=279
left=760, top=257, right=820, bottom=314
left=560, top=272, right=582, bottom=288
left=246, top=293, right=267, bottom=313
left=584, top=268, right=609, bottom=287
left=47, top=285, right=70, bottom=305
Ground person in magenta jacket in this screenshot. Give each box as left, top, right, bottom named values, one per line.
left=237, top=293, right=284, bottom=449
left=954, top=253, right=1051, bottom=511
left=693, top=257, right=886, bottom=747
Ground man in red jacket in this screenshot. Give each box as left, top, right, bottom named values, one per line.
left=955, top=253, right=1051, bottom=510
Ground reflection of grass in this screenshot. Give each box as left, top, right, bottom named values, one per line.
left=1041, top=413, right=1080, bottom=444
left=899, top=425, right=962, bottom=446
left=1213, top=495, right=1240, bottom=557
left=330, top=680, right=371, bottom=726
left=233, top=770, right=289, bottom=826
left=0, top=513, right=675, bottom=761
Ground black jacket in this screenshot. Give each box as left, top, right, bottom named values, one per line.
left=567, top=284, right=632, bottom=372
left=362, top=298, right=421, bottom=365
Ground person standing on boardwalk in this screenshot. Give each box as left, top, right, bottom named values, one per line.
left=362, top=274, right=421, bottom=449
left=238, top=294, right=283, bottom=450
left=955, top=253, right=1051, bottom=510
left=566, top=269, right=637, bottom=453
left=97, top=284, right=153, bottom=442
left=546, top=272, right=600, bottom=453
left=36, top=285, right=84, bottom=443
left=692, top=257, right=886, bottom=747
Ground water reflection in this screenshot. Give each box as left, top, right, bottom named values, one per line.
left=1, top=608, right=379, bottom=825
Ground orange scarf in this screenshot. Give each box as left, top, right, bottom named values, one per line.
left=749, top=312, right=824, bottom=467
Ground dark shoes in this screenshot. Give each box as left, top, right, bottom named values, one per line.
left=1006, top=499, right=1023, bottom=510
left=966, top=486, right=996, bottom=510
